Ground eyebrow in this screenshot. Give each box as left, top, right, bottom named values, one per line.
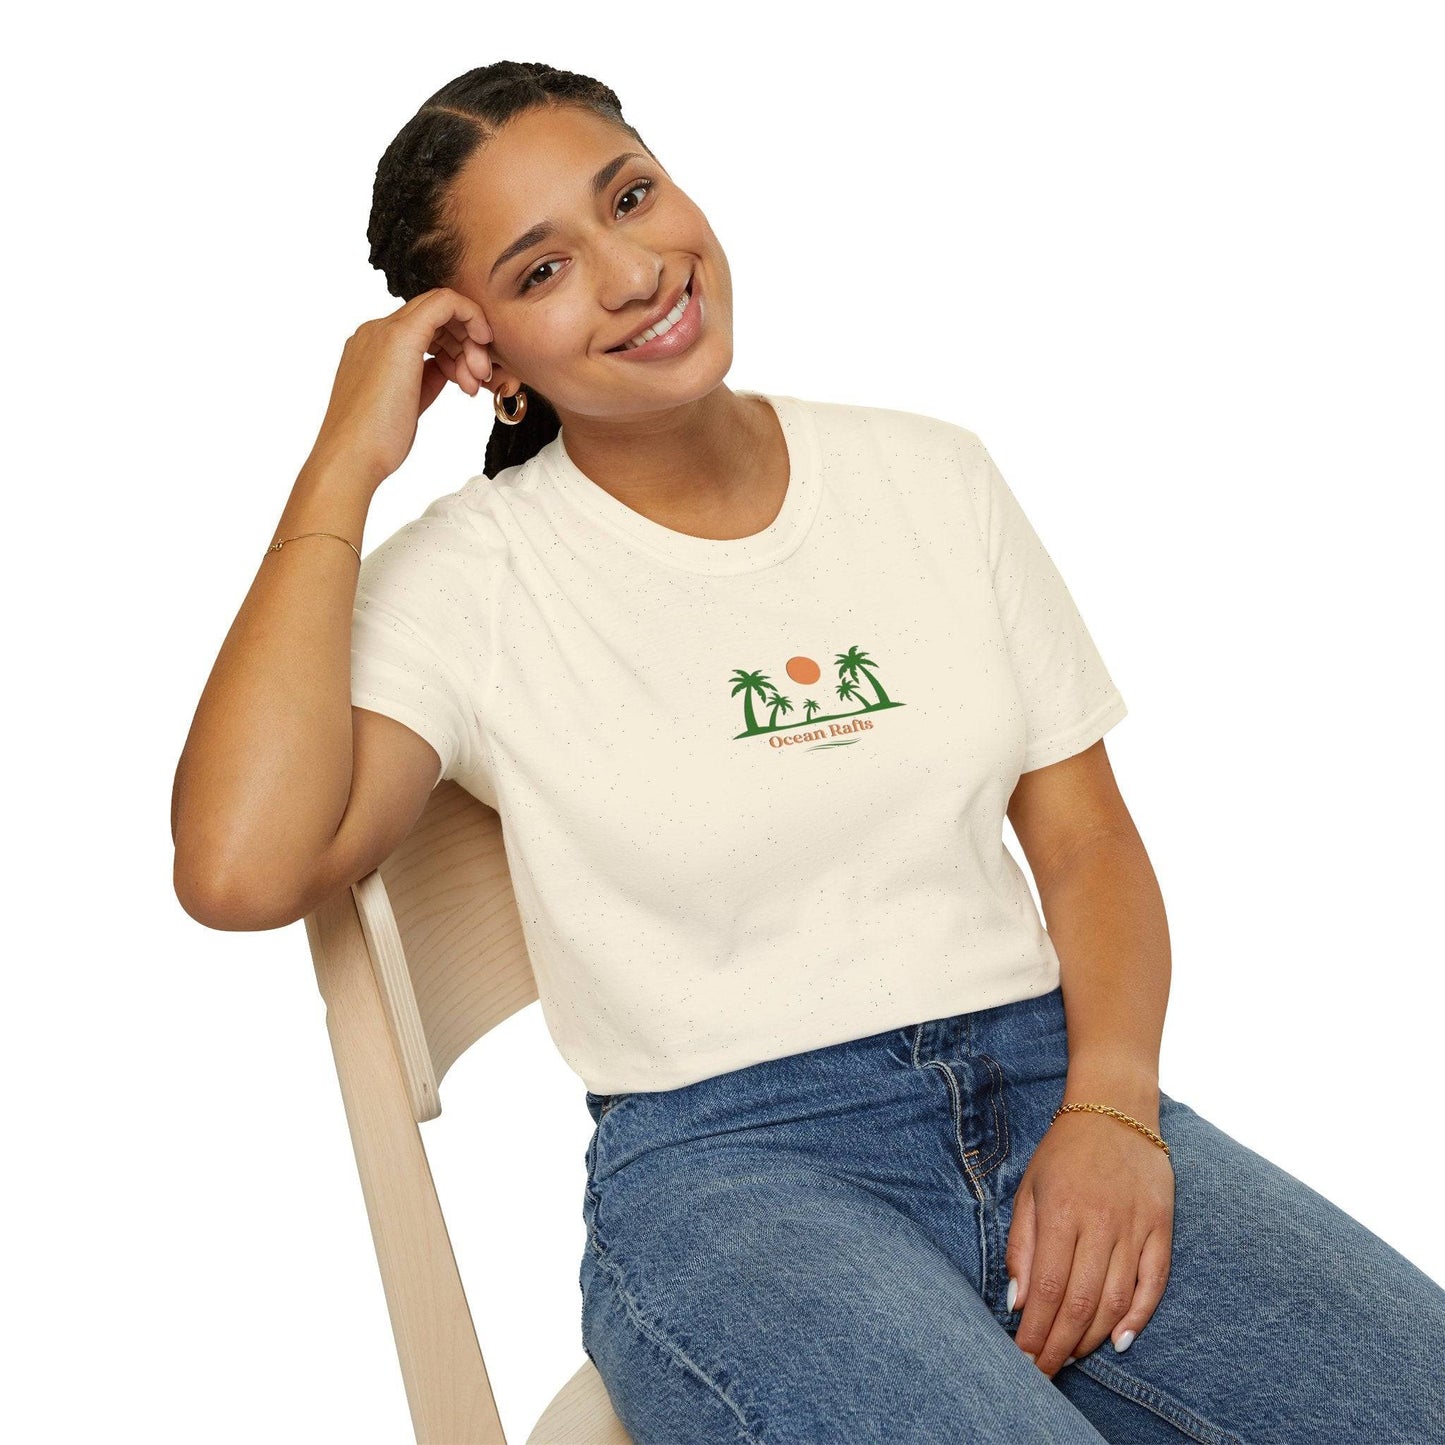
left=488, top=151, right=650, bottom=282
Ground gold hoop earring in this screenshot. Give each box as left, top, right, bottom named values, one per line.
left=493, top=386, right=528, bottom=425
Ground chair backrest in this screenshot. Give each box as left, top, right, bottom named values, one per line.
left=302, top=780, right=629, bottom=1444
left=342, top=779, right=540, bottom=1121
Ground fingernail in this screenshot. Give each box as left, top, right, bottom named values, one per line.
left=1006, top=1276, right=1018, bottom=1312
left=1112, top=1329, right=1136, bottom=1353
left=1023, top=1352, right=1036, bottom=1363
left=1064, top=1356, right=1077, bottom=1366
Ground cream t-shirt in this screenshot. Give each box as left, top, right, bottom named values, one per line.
left=349, top=392, right=1127, bottom=1094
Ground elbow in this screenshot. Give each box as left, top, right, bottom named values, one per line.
left=172, top=853, right=310, bottom=932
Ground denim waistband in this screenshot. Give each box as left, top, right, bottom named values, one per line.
left=585, top=984, right=1068, bottom=1147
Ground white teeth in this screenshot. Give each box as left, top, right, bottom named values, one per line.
left=621, top=283, right=691, bottom=349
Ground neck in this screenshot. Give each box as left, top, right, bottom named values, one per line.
left=551, top=386, right=772, bottom=519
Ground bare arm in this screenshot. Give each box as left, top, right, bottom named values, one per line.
left=1007, top=739, right=1170, bottom=1129
left=1003, top=739, right=1174, bottom=1379
left=170, top=289, right=494, bottom=931
left=1038, top=830, right=1169, bottom=1130
left=171, top=455, right=380, bottom=928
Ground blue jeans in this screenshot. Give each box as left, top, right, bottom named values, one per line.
left=579, top=985, right=1445, bottom=1442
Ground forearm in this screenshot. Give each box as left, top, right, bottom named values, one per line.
left=1035, top=833, right=1171, bottom=1131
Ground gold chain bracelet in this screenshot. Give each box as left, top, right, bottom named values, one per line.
left=266, top=531, right=362, bottom=564
left=1052, top=1102, right=1170, bottom=1157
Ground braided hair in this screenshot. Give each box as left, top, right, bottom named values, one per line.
left=367, top=61, right=654, bottom=478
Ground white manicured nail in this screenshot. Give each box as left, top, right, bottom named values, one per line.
left=1113, top=1329, right=1136, bottom=1353
left=1006, top=1276, right=1018, bottom=1312
left=1064, top=1356, right=1077, bottom=1366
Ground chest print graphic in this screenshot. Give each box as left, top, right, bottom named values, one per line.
left=728, top=645, right=906, bottom=748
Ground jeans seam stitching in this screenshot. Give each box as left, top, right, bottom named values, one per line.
left=590, top=1245, right=767, bottom=1444
left=968, top=1051, right=1009, bottom=1178
left=909, top=1022, right=925, bottom=1068
left=1072, top=1356, right=1247, bottom=1445
left=924, top=1060, right=985, bottom=1198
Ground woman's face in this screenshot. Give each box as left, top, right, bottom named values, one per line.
left=445, top=105, right=734, bottom=423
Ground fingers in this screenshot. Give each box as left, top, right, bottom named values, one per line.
left=1072, top=1235, right=1138, bottom=1361
left=441, top=315, right=483, bottom=351
left=1005, top=1181, right=1037, bottom=1322
left=461, top=336, right=493, bottom=386
left=1013, top=1220, right=1099, bottom=1377
left=405, top=284, right=493, bottom=346
left=1013, top=1223, right=1170, bottom=1376
left=456, top=296, right=492, bottom=346
left=405, top=288, right=494, bottom=395
left=429, top=347, right=465, bottom=391
left=427, top=329, right=491, bottom=397
left=430, top=326, right=462, bottom=357
left=1110, top=1224, right=1172, bottom=1355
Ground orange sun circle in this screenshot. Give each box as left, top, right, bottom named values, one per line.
left=786, top=656, right=821, bottom=685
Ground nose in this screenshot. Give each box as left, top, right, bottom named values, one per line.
left=596, top=239, right=665, bottom=312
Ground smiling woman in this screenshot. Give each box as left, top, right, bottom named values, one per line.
left=175, top=55, right=1445, bottom=1445
left=367, top=63, right=741, bottom=493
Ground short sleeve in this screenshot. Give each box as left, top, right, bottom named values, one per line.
left=976, top=439, right=1129, bottom=773
left=349, top=504, right=485, bottom=790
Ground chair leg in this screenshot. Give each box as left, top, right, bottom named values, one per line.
left=307, top=889, right=508, bottom=1444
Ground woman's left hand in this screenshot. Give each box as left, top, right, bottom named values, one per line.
left=1005, top=1111, right=1175, bottom=1376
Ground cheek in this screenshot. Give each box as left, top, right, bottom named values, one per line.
left=682, top=195, right=721, bottom=243
left=691, top=213, right=730, bottom=281
left=497, top=305, right=581, bottom=368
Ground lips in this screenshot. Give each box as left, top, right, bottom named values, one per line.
left=606, top=274, right=694, bottom=353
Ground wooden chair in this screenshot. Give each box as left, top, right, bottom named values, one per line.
left=301, top=778, right=633, bottom=1444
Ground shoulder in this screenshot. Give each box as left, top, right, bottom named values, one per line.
left=357, top=470, right=512, bottom=605
left=787, top=396, right=997, bottom=516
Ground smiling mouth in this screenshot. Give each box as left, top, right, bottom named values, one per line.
left=606, top=277, right=695, bottom=353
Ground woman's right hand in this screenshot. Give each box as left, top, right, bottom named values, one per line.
left=307, top=287, right=495, bottom=492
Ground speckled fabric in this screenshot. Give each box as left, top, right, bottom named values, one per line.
left=349, top=392, right=1127, bottom=1094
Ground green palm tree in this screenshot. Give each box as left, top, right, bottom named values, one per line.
left=834, top=646, right=893, bottom=706
left=837, top=678, right=865, bottom=706
left=765, top=691, right=795, bottom=728
left=803, top=699, right=821, bottom=721
left=729, top=669, right=775, bottom=732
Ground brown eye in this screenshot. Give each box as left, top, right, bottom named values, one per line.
left=616, top=179, right=654, bottom=217
left=520, top=259, right=562, bottom=293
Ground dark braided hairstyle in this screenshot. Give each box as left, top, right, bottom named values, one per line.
left=367, top=61, right=655, bottom=478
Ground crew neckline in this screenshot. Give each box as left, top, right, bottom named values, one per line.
left=536, top=391, right=821, bottom=576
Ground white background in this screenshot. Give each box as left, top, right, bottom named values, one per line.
left=6, top=3, right=1442, bottom=1441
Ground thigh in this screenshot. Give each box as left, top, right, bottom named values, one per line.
left=1050, top=1093, right=1445, bottom=1444
left=582, top=1159, right=1110, bottom=1444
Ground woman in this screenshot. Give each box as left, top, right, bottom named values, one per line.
left=171, top=61, right=1445, bottom=1443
